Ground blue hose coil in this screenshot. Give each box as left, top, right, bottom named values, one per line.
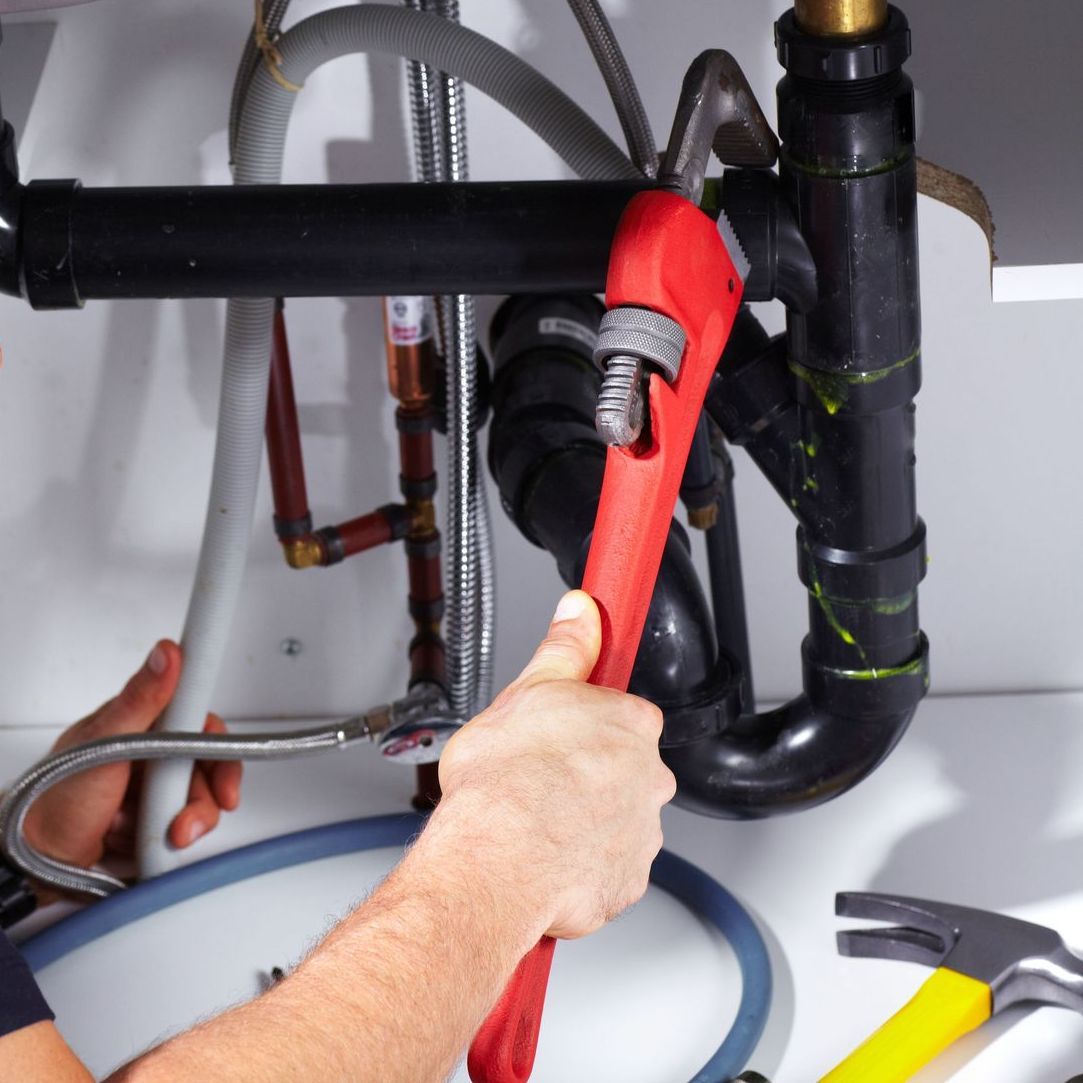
left=21, top=814, right=771, bottom=1080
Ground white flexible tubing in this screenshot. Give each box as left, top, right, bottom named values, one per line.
left=136, top=299, right=275, bottom=876
left=138, top=2, right=637, bottom=877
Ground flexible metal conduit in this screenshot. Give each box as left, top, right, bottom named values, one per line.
left=136, top=3, right=638, bottom=880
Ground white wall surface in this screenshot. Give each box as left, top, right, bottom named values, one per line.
left=0, top=0, right=1081, bottom=731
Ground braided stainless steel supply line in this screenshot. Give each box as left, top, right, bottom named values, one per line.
left=405, top=0, right=495, bottom=718
left=3, top=720, right=373, bottom=898
left=474, top=465, right=496, bottom=708
left=566, top=0, right=656, bottom=177
left=404, top=0, right=446, bottom=186
left=433, top=0, right=482, bottom=721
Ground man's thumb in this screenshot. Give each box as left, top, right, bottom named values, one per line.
left=516, top=590, right=602, bottom=687
left=111, top=640, right=181, bottom=723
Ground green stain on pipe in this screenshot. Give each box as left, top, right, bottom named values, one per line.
left=810, top=577, right=870, bottom=667
left=782, top=148, right=915, bottom=180
left=829, top=655, right=927, bottom=682
left=869, top=592, right=916, bottom=616
left=789, top=349, right=920, bottom=415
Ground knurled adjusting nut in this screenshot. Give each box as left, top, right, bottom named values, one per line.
left=593, top=307, right=687, bottom=383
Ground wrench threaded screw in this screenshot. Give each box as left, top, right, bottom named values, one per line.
left=596, top=354, right=645, bottom=446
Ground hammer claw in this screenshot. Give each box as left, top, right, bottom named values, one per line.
left=837, top=926, right=947, bottom=968
left=835, top=891, right=957, bottom=943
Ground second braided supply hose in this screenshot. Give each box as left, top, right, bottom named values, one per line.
left=137, top=3, right=638, bottom=878
left=565, top=0, right=656, bottom=177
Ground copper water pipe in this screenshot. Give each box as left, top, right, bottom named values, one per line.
left=266, top=301, right=410, bottom=568
left=383, top=296, right=446, bottom=809
left=267, top=301, right=312, bottom=538
left=793, top=0, right=887, bottom=36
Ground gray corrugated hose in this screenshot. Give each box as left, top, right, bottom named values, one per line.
left=135, top=3, right=638, bottom=879
left=232, top=5, right=638, bottom=182
left=228, top=0, right=293, bottom=162
left=566, top=0, right=657, bottom=177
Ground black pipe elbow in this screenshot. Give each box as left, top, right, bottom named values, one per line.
left=662, top=697, right=917, bottom=819
left=666, top=612, right=928, bottom=818
left=721, top=168, right=817, bottom=315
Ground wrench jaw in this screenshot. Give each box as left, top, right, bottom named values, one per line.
left=596, top=48, right=766, bottom=447
left=658, top=50, right=779, bottom=205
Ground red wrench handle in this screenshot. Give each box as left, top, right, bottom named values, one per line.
left=467, top=191, right=744, bottom=1083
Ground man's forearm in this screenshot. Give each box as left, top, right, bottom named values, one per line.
left=0, top=1022, right=94, bottom=1083
left=109, top=792, right=551, bottom=1083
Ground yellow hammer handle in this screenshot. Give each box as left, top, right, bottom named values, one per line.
left=820, top=967, right=992, bottom=1083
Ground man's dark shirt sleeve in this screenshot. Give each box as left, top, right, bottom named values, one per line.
left=0, top=930, right=53, bottom=1037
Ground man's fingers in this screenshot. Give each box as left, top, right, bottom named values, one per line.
left=169, top=767, right=221, bottom=849
left=203, top=714, right=243, bottom=811
left=103, top=807, right=136, bottom=857
left=167, top=715, right=242, bottom=847
left=515, top=590, right=602, bottom=688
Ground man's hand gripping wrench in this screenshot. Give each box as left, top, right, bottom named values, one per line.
left=467, top=51, right=776, bottom=1083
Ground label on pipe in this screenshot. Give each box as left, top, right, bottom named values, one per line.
left=385, top=296, right=435, bottom=346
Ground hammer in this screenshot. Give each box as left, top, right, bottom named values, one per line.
left=822, top=891, right=1083, bottom=1081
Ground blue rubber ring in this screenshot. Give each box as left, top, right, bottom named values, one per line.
left=22, top=815, right=771, bottom=1080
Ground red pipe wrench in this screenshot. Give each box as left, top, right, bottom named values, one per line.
left=468, top=191, right=746, bottom=1081
left=468, top=49, right=773, bottom=1083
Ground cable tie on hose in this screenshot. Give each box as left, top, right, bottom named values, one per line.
left=253, top=0, right=303, bottom=94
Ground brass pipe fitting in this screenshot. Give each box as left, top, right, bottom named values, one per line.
left=793, top=0, right=887, bottom=36
left=282, top=535, right=324, bottom=570
left=687, top=504, right=720, bottom=532
left=409, top=500, right=437, bottom=536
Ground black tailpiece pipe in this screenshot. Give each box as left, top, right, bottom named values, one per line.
left=491, top=6, right=929, bottom=819
left=672, top=5, right=929, bottom=817
left=704, top=434, right=755, bottom=713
